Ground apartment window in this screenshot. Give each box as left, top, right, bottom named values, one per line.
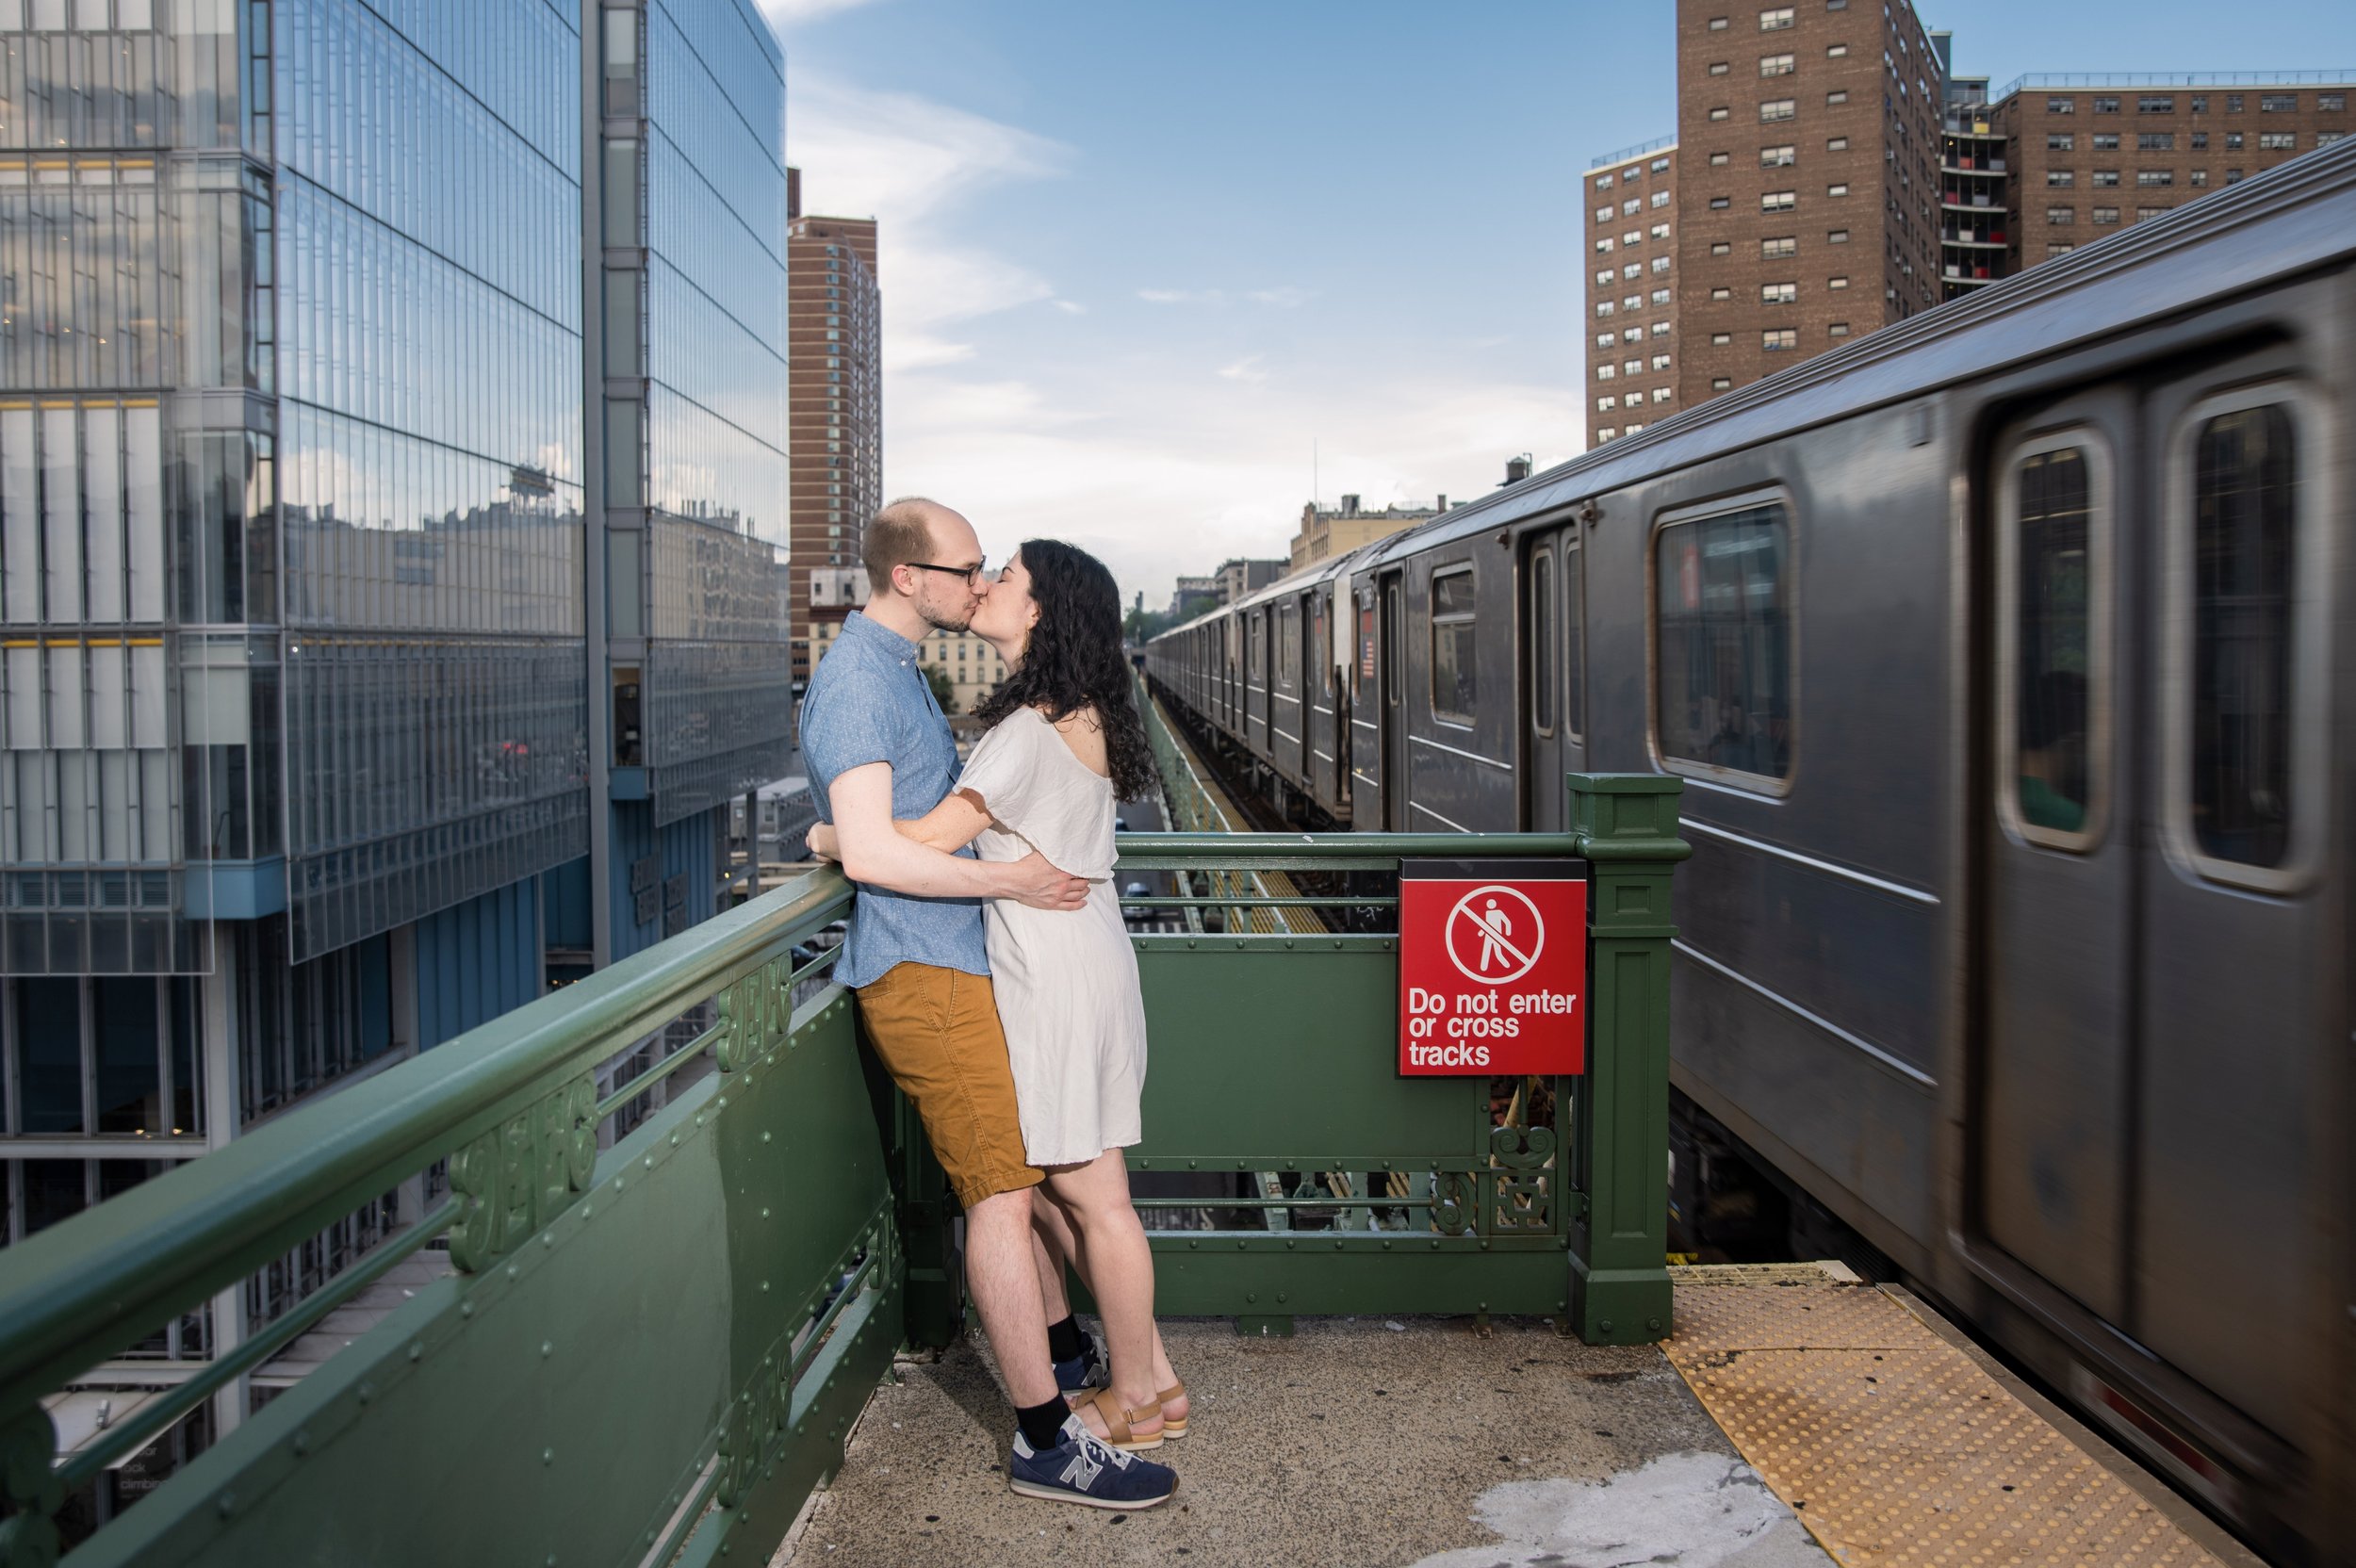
left=1595, top=428, right=1617, bottom=442
left=1710, top=151, right=1731, bottom=166
left=2137, top=170, right=2174, bottom=188
left=1595, top=173, right=1614, bottom=190
left=2225, top=168, right=2244, bottom=184
left=1710, top=195, right=1732, bottom=208
left=1652, top=320, right=1672, bottom=336
left=1827, top=227, right=1850, bottom=242
left=1828, top=321, right=1851, bottom=336
left=1653, top=155, right=1673, bottom=173
left=1761, top=142, right=1796, bottom=166
left=2138, top=133, right=2175, bottom=151
left=1624, top=358, right=1644, bottom=376
left=1595, top=204, right=1613, bottom=221
left=1712, top=376, right=1734, bottom=390
left=1653, top=189, right=1672, bottom=207
left=2225, top=131, right=2244, bottom=149
left=1651, top=221, right=1671, bottom=239
left=1761, top=235, right=1797, bottom=257
left=2225, top=94, right=2244, bottom=112
left=1711, top=332, right=1734, bottom=345
left=1652, top=255, right=1672, bottom=274
left=1759, top=6, right=1793, bottom=27
left=1595, top=301, right=1615, bottom=317
left=1430, top=567, right=1478, bottom=724
left=1596, top=396, right=1616, bottom=411
left=1595, top=270, right=1614, bottom=286
left=2190, top=95, right=2208, bottom=113
left=1827, top=42, right=1849, bottom=57
left=1825, top=90, right=1849, bottom=106
left=1711, top=287, right=1734, bottom=301
left=1596, top=332, right=1616, bottom=349
left=2048, top=133, right=2074, bottom=151
left=1624, top=293, right=1643, bottom=309
left=2092, top=96, right=2119, bottom=114
left=1827, top=274, right=1849, bottom=289
left=2048, top=97, right=2075, bottom=115
left=1761, top=53, right=1795, bottom=75
left=2137, top=95, right=2175, bottom=114
left=1762, top=327, right=1798, bottom=350
left=2092, top=133, right=2119, bottom=151
left=2045, top=204, right=2075, bottom=225
left=1627, top=422, right=1645, bottom=434
left=1826, top=135, right=1849, bottom=151
left=1654, top=499, right=1792, bottom=786
left=1826, top=181, right=1849, bottom=196
left=2136, top=205, right=2171, bottom=220
left=1760, top=99, right=1795, bottom=122
left=1710, top=106, right=1731, bottom=122
left=1595, top=364, right=1616, bottom=381
left=2319, top=92, right=2346, bottom=112
left=1623, top=327, right=1644, bottom=344
left=1652, top=353, right=1672, bottom=370
left=2092, top=170, right=2119, bottom=187
left=1653, top=388, right=1675, bottom=404
left=2259, top=93, right=2297, bottom=113
left=1708, top=14, right=1729, bottom=27
left=1595, top=237, right=1615, bottom=253
left=2190, top=131, right=2209, bottom=150
left=1710, top=59, right=1732, bottom=76
left=2190, top=169, right=2209, bottom=187
left=2259, top=132, right=2297, bottom=151
left=2092, top=205, right=2119, bottom=224
left=2047, top=170, right=2074, bottom=187
left=1652, top=287, right=1673, bottom=304
left=1761, top=281, right=1797, bottom=303
left=1711, top=240, right=1732, bottom=255
left=1624, top=197, right=1642, bottom=216
left=1624, top=228, right=1643, bottom=245
left=1761, top=189, right=1796, bottom=211
left=2321, top=132, right=2348, bottom=148
left=2047, top=241, right=2075, bottom=255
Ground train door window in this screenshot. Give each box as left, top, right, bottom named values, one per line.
left=1651, top=495, right=1793, bottom=791
left=1383, top=581, right=1402, bottom=705
left=2168, top=392, right=2315, bottom=888
left=1529, top=549, right=1556, bottom=734
left=1248, top=614, right=1263, bottom=681
left=1565, top=540, right=1586, bottom=741
left=1311, top=596, right=1330, bottom=696
left=1998, top=434, right=2110, bottom=850
left=1278, top=604, right=1299, bottom=689
left=1430, top=565, right=1478, bottom=726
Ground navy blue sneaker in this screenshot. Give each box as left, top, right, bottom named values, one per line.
left=1008, top=1415, right=1177, bottom=1511
left=1053, top=1331, right=1105, bottom=1396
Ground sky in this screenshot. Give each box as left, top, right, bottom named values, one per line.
left=758, top=0, right=2356, bottom=610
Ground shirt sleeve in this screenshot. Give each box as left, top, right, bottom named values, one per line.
left=952, top=712, right=1041, bottom=837
left=798, top=676, right=895, bottom=819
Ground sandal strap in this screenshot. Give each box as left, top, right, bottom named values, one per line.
left=1083, top=1385, right=1159, bottom=1445
left=1155, top=1380, right=1186, bottom=1405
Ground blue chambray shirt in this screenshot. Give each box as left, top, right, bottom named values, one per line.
left=797, top=611, right=989, bottom=988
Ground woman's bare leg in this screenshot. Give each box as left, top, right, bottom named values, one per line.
left=1040, top=1151, right=1179, bottom=1438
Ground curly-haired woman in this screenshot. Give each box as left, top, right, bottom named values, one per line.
left=811, top=538, right=1186, bottom=1470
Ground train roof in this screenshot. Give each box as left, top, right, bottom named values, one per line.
left=1147, top=137, right=2356, bottom=647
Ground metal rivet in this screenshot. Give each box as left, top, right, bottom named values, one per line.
left=1599, top=1320, right=1613, bottom=1334
left=579, top=1204, right=592, bottom=1220
left=218, top=1494, right=237, bottom=1518
left=409, top=1342, right=423, bottom=1362
left=543, top=1233, right=556, bottom=1249
left=543, top=1447, right=555, bottom=1465
left=357, top=1382, right=374, bottom=1405
left=460, top=1301, right=474, bottom=1318
left=761, top=1131, right=772, bottom=1143
left=541, top=1341, right=554, bottom=1358
left=292, top=1431, right=310, bottom=1456
left=1277, top=1293, right=1287, bottom=1304
left=669, top=1134, right=681, bottom=1147
left=761, top=1281, right=770, bottom=1293
left=760, top=1207, right=771, bottom=1219
left=507, top=1265, right=520, bottom=1281
left=1647, top=1317, right=1662, bottom=1333
left=1245, top=1292, right=1257, bottom=1304
left=613, top=1177, right=624, bottom=1191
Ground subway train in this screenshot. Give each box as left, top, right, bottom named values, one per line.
left=1143, top=140, right=2354, bottom=1562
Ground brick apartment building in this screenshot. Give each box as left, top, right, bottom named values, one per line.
left=1582, top=139, right=1680, bottom=444
left=785, top=169, right=881, bottom=684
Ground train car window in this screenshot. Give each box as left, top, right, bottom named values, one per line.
left=1279, top=604, right=1299, bottom=689
left=1530, top=550, right=1556, bottom=734
left=1384, top=582, right=1401, bottom=704
left=1565, top=542, right=1586, bottom=741
left=1431, top=565, right=1479, bottom=726
left=2186, top=402, right=2297, bottom=871
left=1312, top=596, right=1331, bottom=696
left=1249, top=613, right=1263, bottom=681
left=1653, top=501, right=1792, bottom=788
left=2001, top=439, right=2108, bottom=850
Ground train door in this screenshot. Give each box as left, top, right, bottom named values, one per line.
left=1379, top=569, right=1408, bottom=830
left=1977, top=369, right=2328, bottom=1450
left=1521, top=524, right=1589, bottom=829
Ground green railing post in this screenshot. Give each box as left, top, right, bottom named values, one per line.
left=1566, top=775, right=1689, bottom=1345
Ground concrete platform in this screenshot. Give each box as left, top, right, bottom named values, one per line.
left=777, top=1314, right=1831, bottom=1568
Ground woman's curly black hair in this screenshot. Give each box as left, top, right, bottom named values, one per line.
left=972, top=538, right=1158, bottom=802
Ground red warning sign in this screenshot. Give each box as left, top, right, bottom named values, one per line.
left=1398, top=860, right=1586, bottom=1076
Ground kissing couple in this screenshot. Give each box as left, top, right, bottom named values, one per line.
left=798, top=498, right=1182, bottom=1511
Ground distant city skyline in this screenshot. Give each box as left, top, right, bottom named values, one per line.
left=763, top=0, right=2356, bottom=607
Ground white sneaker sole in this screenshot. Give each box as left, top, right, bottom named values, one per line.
left=1007, top=1478, right=1176, bottom=1511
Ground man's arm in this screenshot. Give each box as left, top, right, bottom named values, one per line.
left=828, top=763, right=1086, bottom=910
left=809, top=790, right=989, bottom=862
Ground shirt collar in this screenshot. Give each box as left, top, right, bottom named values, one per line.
left=843, top=609, right=921, bottom=662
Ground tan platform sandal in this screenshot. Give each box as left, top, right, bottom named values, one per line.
left=1156, top=1380, right=1188, bottom=1440
left=1079, top=1385, right=1165, bottom=1452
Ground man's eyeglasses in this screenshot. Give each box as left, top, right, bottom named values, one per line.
left=906, top=562, right=990, bottom=587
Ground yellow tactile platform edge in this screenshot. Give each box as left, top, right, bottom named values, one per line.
left=1664, top=1270, right=2226, bottom=1567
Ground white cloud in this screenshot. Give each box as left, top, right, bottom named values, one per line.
left=1137, top=287, right=1222, bottom=305
left=1244, top=286, right=1315, bottom=308
left=1052, top=299, right=1088, bottom=316
left=1217, top=355, right=1269, bottom=384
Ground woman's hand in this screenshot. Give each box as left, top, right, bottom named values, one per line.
left=807, top=823, right=841, bottom=862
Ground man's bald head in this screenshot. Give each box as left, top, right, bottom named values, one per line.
left=864, top=496, right=967, bottom=594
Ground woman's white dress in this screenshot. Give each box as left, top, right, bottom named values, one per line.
left=955, top=707, right=1147, bottom=1168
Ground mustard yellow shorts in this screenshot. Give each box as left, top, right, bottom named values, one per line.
left=854, top=962, right=1043, bottom=1207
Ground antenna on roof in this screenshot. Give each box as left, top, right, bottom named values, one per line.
left=1312, top=438, right=1318, bottom=510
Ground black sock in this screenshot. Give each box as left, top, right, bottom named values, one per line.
left=1045, top=1315, right=1088, bottom=1364
left=1016, top=1395, right=1070, bottom=1450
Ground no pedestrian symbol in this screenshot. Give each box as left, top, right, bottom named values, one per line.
left=1399, top=861, right=1586, bottom=1077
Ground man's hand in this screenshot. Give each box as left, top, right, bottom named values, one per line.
left=807, top=823, right=840, bottom=862
left=996, top=850, right=1089, bottom=912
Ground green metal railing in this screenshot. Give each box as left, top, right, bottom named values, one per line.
left=0, top=777, right=1684, bottom=1565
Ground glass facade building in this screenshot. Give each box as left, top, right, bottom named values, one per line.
left=0, top=0, right=793, bottom=1314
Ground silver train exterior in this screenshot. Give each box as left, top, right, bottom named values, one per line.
left=1144, top=141, right=2355, bottom=1561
